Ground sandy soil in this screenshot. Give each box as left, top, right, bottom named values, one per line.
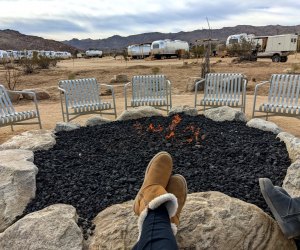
left=0, top=55, right=299, bottom=144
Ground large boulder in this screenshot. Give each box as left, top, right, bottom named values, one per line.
left=0, top=149, right=37, bottom=232
left=85, top=116, right=112, bottom=127
left=88, top=192, right=295, bottom=250
left=22, top=88, right=51, bottom=100
left=247, top=118, right=282, bottom=134
left=277, top=132, right=300, bottom=162
left=0, top=204, right=83, bottom=250
left=110, top=74, right=128, bottom=83
left=117, top=106, right=162, bottom=121
left=204, top=106, right=247, bottom=122
left=55, top=122, right=80, bottom=132
left=169, top=105, right=198, bottom=117
left=0, top=130, right=56, bottom=151
left=283, top=160, right=300, bottom=198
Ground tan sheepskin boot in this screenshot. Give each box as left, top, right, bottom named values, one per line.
left=133, top=151, right=178, bottom=239
left=166, top=174, right=188, bottom=235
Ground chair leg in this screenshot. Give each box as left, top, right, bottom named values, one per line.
left=10, top=125, right=14, bottom=131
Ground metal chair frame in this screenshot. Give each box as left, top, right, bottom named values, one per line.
left=58, top=78, right=117, bottom=122
left=124, top=75, right=172, bottom=113
left=194, top=73, right=248, bottom=112
left=0, top=84, right=42, bottom=131
left=252, top=74, right=300, bottom=120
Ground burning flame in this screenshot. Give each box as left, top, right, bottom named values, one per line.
left=148, top=123, right=163, bottom=132
left=132, top=114, right=206, bottom=145
left=165, top=114, right=182, bottom=140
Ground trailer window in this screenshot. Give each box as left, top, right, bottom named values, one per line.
left=291, top=38, right=297, bottom=43
left=153, top=44, right=159, bottom=49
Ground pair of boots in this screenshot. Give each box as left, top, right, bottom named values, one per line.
left=260, top=178, right=300, bottom=239
left=133, top=151, right=187, bottom=238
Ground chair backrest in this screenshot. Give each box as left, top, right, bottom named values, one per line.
left=268, top=74, right=300, bottom=107
left=204, top=73, right=244, bottom=100
left=0, top=85, right=15, bottom=116
left=132, top=75, right=168, bottom=100
left=58, top=78, right=101, bottom=107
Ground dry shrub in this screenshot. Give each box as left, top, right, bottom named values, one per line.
left=151, top=67, right=160, bottom=75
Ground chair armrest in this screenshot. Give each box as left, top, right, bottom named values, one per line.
left=195, top=79, right=205, bottom=92
left=254, top=81, right=269, bottom=96
left=58, top=86, right=66, bottom=93
left=124, top=82, right=131, bottom=88
left=100, top=83, right=114, bottom=90
left=8, top=89, right=36, bottom=96
left=8, top=89, right=38, bottom=102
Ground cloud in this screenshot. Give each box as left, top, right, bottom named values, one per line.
left=0, top=0, right=299, bottom=40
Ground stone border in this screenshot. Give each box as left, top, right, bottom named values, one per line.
left=0, top=106, right=299, bottom=248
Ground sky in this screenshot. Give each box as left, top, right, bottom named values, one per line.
left=0, top=0, right=300, bottom=41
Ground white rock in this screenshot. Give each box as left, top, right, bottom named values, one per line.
left=277, top=132, right=300, bottom=162
left=117, top=106, right=162, bottom=121
left=0, top=149, right=37, bottom=232
left=0, top=204, right=83, bottom=250
left=204, top=106, right=247, bottom=122
left=85, top=116, right=112, bottom=127
left=169, top=105, right=198, bottom=116
left=247, top=118, right=282, bottom=134
left=0, top=130, right=56, bottom=151
left=55, top=122, right=80, bottom=132
left=283, top=160, right=300, bottom=198
left=88, top=192, right=295, bottom=250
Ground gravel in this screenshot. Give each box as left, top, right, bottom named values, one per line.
left=24, top=114, right=291, bottom=238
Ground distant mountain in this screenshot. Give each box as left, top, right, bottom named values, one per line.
left=0, top=29, right=77, bottom=53
left=63, top=24, right=300, bottom=51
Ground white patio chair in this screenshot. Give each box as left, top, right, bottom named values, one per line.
left=252, top=74, right=300, bottom=120
left=124, top=75, right=172, bottom=112
left=195, top=73, right=247, bottom=112
left=58, top=78, right=117, bottom=122
left=0, top=84, right=42, bottom=130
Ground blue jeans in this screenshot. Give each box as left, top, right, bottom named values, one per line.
left=133, top=204, right=178, bottom=250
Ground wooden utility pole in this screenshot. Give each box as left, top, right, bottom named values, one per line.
left=196, top=38, right=218, bottom=78
left=196, top=18, right=218, bottom=78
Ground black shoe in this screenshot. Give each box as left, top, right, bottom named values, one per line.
left=259, top=178, right=300, bottom=239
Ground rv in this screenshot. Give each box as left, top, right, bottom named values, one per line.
left=85, top=50, right=103, bottom=58
left=226, top=33, right=255, bottom=47
left=252, top=34, right=298, bottom=62
left=0, top=50, right=9, bottom=61
left=127, top=44, right=151, bottom=59
left=150, top=39, right=189, bottom=59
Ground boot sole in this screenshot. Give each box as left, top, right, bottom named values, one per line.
left=133, top=151, right=172, bottom=212
left=259, top=178, right=295, bottom=239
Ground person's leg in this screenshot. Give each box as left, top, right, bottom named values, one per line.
left=259, top=178, right=300, bottom=239
left=133, top=204, right=178, bottom=250
left=133, top=152, right=178, bottom=249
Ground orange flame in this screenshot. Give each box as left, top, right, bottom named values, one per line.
left=148, top=123, right=163, bottom=132
left=165, top=131, right=175, bottom=139
left=165, top=114, right=182, bottom=140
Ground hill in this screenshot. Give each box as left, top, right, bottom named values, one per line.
left=63, top=24, right=300, bottom=51
left=0, top=29, right=77, bottom=53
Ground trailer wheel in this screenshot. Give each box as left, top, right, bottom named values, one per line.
left=280, top=56, right=288, bottom=62
left=272, top=54, right=281, bottom=62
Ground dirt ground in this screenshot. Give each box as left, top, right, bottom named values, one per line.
left=0, top=55, right=300, bottom=144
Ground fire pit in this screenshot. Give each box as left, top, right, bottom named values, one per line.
left=23, top=114, right=290, bottom=238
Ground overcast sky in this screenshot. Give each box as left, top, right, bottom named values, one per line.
left=0, top=0, right=300, bottom=41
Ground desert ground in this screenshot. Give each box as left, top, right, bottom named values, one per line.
left=0, top=55, right=299, bottom=144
